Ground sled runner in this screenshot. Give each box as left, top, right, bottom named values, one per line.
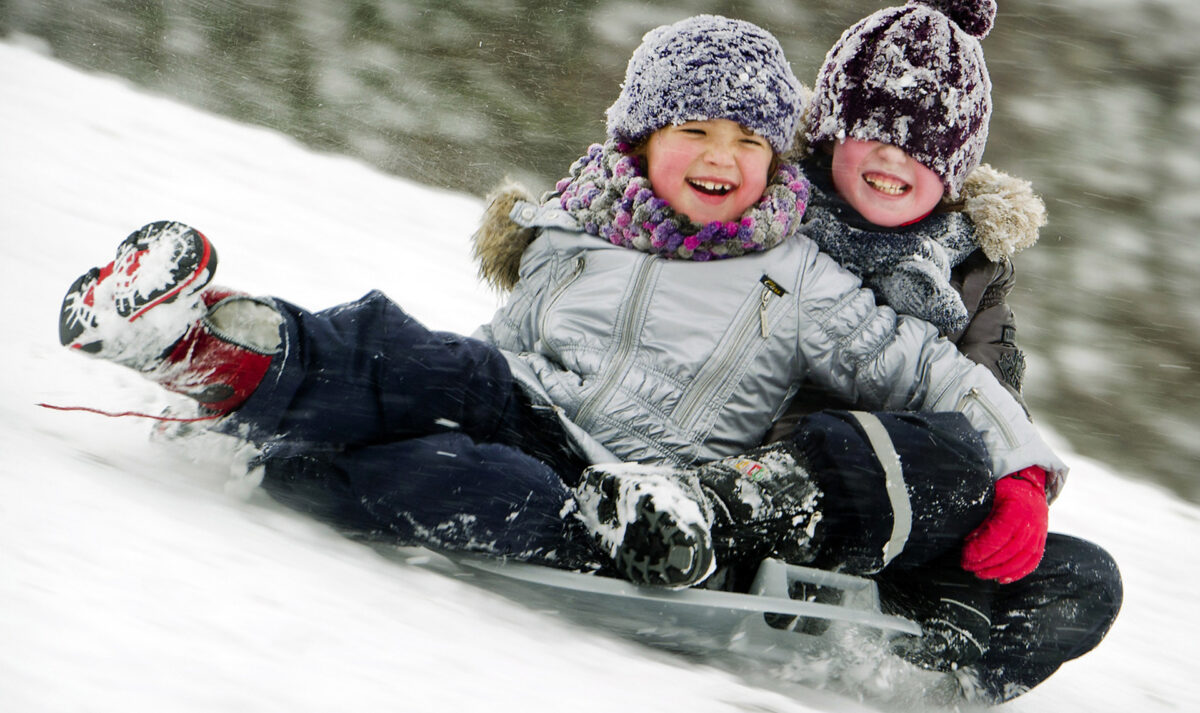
left=455, top=556, right=920, bottom=663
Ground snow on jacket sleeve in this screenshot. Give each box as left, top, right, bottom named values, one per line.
left=793, top=245, right=1067, bottom=483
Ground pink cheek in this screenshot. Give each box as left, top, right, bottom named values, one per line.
left=649, top=158, right=688, bottom=189
left=738, top=187, right=762, bottom=213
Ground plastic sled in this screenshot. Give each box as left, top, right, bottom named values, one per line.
left=454, top=556, right=920, bottom=663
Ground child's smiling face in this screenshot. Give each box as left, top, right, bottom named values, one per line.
left=830, top=138, right=945, bottom=227
left=645, top=119, right=774, bottom=225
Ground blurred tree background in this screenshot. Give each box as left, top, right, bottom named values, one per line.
left=3, top=0, right=1197, bottom=502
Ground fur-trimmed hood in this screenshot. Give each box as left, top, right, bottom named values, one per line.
left=472, top=180, right=540, bottom=292
left=472, top=163, right=1045, bottom=293
left=948, top=163, right=1046, bottom=262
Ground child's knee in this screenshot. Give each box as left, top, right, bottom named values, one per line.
left=1045, top=534, right=1124, bottom=615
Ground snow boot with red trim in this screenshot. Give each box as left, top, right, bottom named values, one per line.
left=60, top=220, right=217, bottom=365
left=59, top=221, right=281, bottom=413
left=149, top=289, right=282, bottom=413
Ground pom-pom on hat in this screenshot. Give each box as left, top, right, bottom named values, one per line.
left=806, top=0, right=997, bottom=198
left=605, top=15, right=806, bottom=155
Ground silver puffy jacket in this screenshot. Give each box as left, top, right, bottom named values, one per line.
left=476, top=201, right=1066, bottom=481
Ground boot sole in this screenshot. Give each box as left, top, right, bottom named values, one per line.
left=59, top=221, right=217, bottom=350
left=113, top=221, right=217, bottom=320
left=616, top=491, right=715, bottom=589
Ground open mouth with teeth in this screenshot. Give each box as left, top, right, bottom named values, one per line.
left=863, top=172, right=911, bottom=196
left=688, top=178, right=735, bottom=196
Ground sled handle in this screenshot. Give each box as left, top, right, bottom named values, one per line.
left=749, top=558, right=880, bottom=609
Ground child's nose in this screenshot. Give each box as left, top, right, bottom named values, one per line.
left=876, top=143, right=909, bottom=164
left=702, top=141, right=737, bottom=166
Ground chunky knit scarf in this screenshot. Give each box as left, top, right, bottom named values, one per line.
left=547, top=140, right=809, bottom=261
left=802, top=183, right=979, bottom=333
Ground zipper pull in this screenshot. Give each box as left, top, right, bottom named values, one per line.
left=759, top=288, right=771, bottom=338
left=757, top=275, right=786, bottom=339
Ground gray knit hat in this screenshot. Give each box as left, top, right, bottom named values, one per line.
left=806, top=0, right=996, bottom=198
left=605, top=15, right=805, bottom=155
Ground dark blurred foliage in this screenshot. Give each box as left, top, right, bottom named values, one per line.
left=3, top=0, right=1197, bottom=501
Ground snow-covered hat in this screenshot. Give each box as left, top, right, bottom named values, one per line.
left=605, top=15, right=805, bottom=155
left=806, top=0, right=996, bottom=198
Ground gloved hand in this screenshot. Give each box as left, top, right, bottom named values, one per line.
left=961, top=466, right=1048, bottom=584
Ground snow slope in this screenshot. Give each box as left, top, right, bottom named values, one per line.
left=1, top=40, right=1197, bottom=712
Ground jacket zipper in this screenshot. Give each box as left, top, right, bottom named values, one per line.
left=956, top=387, right=1018, bottom=450
left=674, top=285, right=775, bottom=429
left=574, top=255, right=656, bottom=428
left=538, top=255, right=586, bottom=361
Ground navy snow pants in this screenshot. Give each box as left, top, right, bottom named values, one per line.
left=794, top=409, right=997, bottom=575
left=215, top=290, right=1017, bottom=575
left=976, top=533, right=1122, bottom=701
left=784, top=412, right=1121, bottom=702
left=218, top=291, right=595, bottom=567
left=879, top=534, right=1122, bottom=702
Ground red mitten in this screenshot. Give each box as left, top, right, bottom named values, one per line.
left=961, top=466, right=1049, bottom=584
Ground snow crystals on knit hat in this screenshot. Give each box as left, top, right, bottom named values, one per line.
left=605, top=15, right=805, bottom=155
left=807, top=0, right=997, bottom=199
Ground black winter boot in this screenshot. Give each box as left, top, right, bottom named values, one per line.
left=694, top=440, right=824, bottom=568
left=573, top=463, right=716, bottom=589
left=572, top=441, right=823, bottom=589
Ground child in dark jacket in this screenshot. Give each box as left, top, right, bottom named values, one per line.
left=563, top=0, right=1121, bottom=704
left=794, top=3, right=1120, bottom=701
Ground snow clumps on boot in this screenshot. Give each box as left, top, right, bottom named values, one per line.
left=573, top=463, right=717, bottom=589
left=60, top=220, right=216, bottom=369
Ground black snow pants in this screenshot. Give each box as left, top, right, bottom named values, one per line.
left=879, top=534, right=1122, bottom=703
left=776, top=410, right=1121, bottom=703
left=217, top=290, right=596, bottom=568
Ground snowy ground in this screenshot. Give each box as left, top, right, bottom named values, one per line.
left=1, top=40, right=1198, bottom=712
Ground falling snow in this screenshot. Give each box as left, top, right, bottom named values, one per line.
left=1, top=41, right=1197, bottom=713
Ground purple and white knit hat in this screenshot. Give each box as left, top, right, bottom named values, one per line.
left=605, top=15, right=805, bottom=155
left=806, top=0, right=997, bottom=198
